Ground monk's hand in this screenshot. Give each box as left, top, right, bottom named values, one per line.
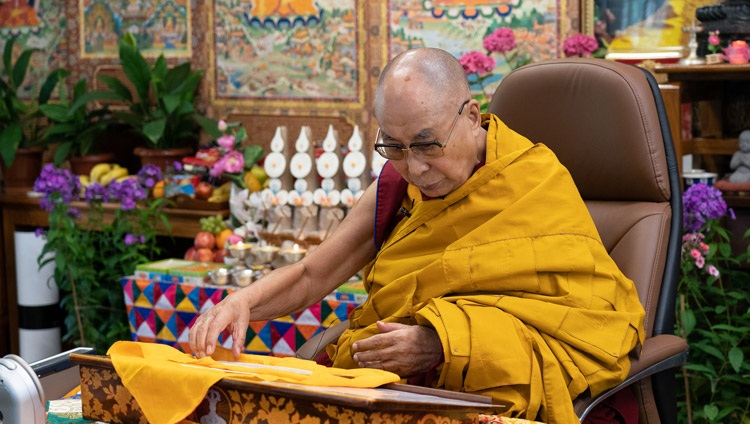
left=351, top=321, right=442, bottom=377
left=188, top=291, right=251, bottom=359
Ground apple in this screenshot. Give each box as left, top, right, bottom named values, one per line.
left=195, top=181, right=213, bottom=200
left=213, top=248, right=228, bottom=263
left=184, top=246, right=198, bottom=261
left=196, top=248, right=214, bottom=263
left=194, top=231, right=215, bottom=249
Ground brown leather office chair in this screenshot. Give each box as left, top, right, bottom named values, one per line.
left=488, top=58, right=687, bottom=423
left=297, top=58, right=688, bottom=423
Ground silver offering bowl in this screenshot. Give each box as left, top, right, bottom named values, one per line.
left=227, top=242, right=254, bottom=260
left=233, top=268, right=254, bottom=287
left=254, top=246, right=280, bottom=264
left=209, top=267, right=230, bottom=286
left=282, top=246, right=308, bottom=263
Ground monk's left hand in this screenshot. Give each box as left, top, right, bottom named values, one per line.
left=351, top=321, right=442, bottom=377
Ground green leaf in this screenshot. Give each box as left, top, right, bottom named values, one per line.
left=195, top=115, right=221, bottom=139
left=53, top=142, right=73, bottom=166
left=143, top=118, right=166, bottom=145
left=38, top=68, right=69, bottom=104
left=97, top=75, right=133, bottom=102
left=243, top=145, right=264, bottom=168
left=67, top=90, right=122, bottom=116
left=11, top=47, right=36, bottom=89
left=162, top=93, right=181, bottom=114
left=118, top=40, right=152, bottom=104
left=0, top=122, right=23, bottom=166
left=704, top=404, right=719, bottom=421
left=39, top=103, right=72, bottom=122
left=682, top=308, right=696, bottom=336
left=728, top=346, right=744, bottom=373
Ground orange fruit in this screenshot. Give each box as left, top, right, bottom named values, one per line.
left=153, top=180, right=165, bottom=198
left=215, top=228, right=234, bottom=249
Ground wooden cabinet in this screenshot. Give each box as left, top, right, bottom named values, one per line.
left=655, top=63, right=750, bottom=176
left=0, top=192, right=228, bottom=355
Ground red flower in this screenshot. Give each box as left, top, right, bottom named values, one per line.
left=458, top=51, right=496, bottom=75
left=483, top=27, right=516, bottom=54
left=562, top=33, right=598, bottom=57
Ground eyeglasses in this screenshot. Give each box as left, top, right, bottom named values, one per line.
left=374, top=98, right=471, bottom=161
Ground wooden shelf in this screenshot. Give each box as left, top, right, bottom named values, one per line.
left=682, top=137, right=739, bottom=155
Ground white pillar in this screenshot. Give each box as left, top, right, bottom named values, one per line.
left=14, top=231, right=60, bottom=363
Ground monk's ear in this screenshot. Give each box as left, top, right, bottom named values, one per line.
left=466, top=99, right=482, bottom=127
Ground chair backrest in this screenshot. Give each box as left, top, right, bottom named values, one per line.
left=488, top=58, right=683, bottom=421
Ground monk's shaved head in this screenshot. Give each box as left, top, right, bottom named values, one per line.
left=373, top=48, right=470, bottom=120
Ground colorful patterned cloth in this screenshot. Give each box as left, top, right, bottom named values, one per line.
left=122, top=278, right=360, bottom=356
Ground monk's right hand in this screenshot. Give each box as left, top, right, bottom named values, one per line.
left=189, top=292, right=251, bottom=359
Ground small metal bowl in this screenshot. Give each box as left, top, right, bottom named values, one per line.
left=233, top=268, right=254, bottom=287
left=227, top=242, right=254, bottom=259
left=254, top=246, right=280, bottom=264
left=209, top=268, right=230, bottom=286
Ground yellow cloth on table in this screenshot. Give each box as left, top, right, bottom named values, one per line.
left=107, top=341, right=400, bottom=424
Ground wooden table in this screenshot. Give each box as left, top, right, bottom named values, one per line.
left=0, top=191, right=229, bottom=355
left=654, top=63, right=750, bottom=176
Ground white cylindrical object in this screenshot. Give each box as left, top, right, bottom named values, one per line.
left=14, top=231, right=60, bottom=363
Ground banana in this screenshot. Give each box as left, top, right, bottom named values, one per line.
left=207, top=192, right=230, bottom=202
left=100, top=167, right=129, bottom=186
left=79, top=175, right=90, bottom=187
left=89, top=163, right=113, bottom=183
left=116, top=175, right=136, bottom=183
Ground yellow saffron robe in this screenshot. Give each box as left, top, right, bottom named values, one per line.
left=328, top=114, right=645, bottom=423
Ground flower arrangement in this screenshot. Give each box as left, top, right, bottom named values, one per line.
left=562, top=33, right=600, bottom=58
left=676, top=183, right=750, bottom=422
left=707, top=30, right=721, bottom=55
left=35, top=163, right=170, bottom=353
left=459, top=27, right=531, bottom=111
left=209, top=120, right=264, bottom=190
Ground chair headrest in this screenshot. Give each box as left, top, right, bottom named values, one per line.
left=488, top=58, right=671, bottom=203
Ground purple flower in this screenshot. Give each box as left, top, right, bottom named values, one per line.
left=34, top=164, right=80, bottom=211
left=137, top=164, right=162, bottom=189
left=459, top=51, right=496, bottom=75
left=34, top=227, right=45, bottom=238
left=108, top=179, right=147, bottom=211
left=124, top=233, right=140, bottom=246
left=563, top=33, right=598, bottom=57
left=483, top=27, right=516, bottom=54
left=682, top=183, right=728, bottom=232
left=85, top=183, right=109, bottom=203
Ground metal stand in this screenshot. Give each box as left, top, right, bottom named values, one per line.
left=681, top=20, right=706, bottom=65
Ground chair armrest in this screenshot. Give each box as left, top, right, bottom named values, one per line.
left=575, top=334, right=688, bottom=420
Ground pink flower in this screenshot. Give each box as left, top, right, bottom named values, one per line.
left=483, top=27, right=516, bottom=54
left=563, top=33, right=598, bottom=57
left=708, top=31, right=720, bottom=47
left=459, top=51, right=496, bottom=75
left=222, top=150, right=245, bottom=173
left=217, top=134, right=236, bottom=151
left=699, top=242, right=710, bottom=253
left=706, top=265, right=720, bottom=277
left=695, top=255, right=705, bottom=269
left=218, top=120, right=228, bottom=132
left=210, top=151, right=244, bottom=177
left=690, top=248, right=702, bottom=259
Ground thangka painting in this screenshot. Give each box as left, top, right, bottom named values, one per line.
left=592, top=0, right=715, bottom=53
left=211, top=0, right=365, bottom=108
left=388, top=0, right=565, bottom=100
left=0, top=0, right=67, bottom=99
left=80, top=0, right=191, bottom=58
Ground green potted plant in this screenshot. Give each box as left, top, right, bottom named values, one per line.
left=0, top=37, right=66, bottom=189
left=98, top=33, right=220, bottom=170
left=39, top=74, right=123, bottom=174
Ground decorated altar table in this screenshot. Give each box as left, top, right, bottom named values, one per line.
left=122, top=277, right=361, bottom=356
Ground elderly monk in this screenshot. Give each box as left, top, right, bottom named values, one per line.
left=190, top=47, right=645, bottom=423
